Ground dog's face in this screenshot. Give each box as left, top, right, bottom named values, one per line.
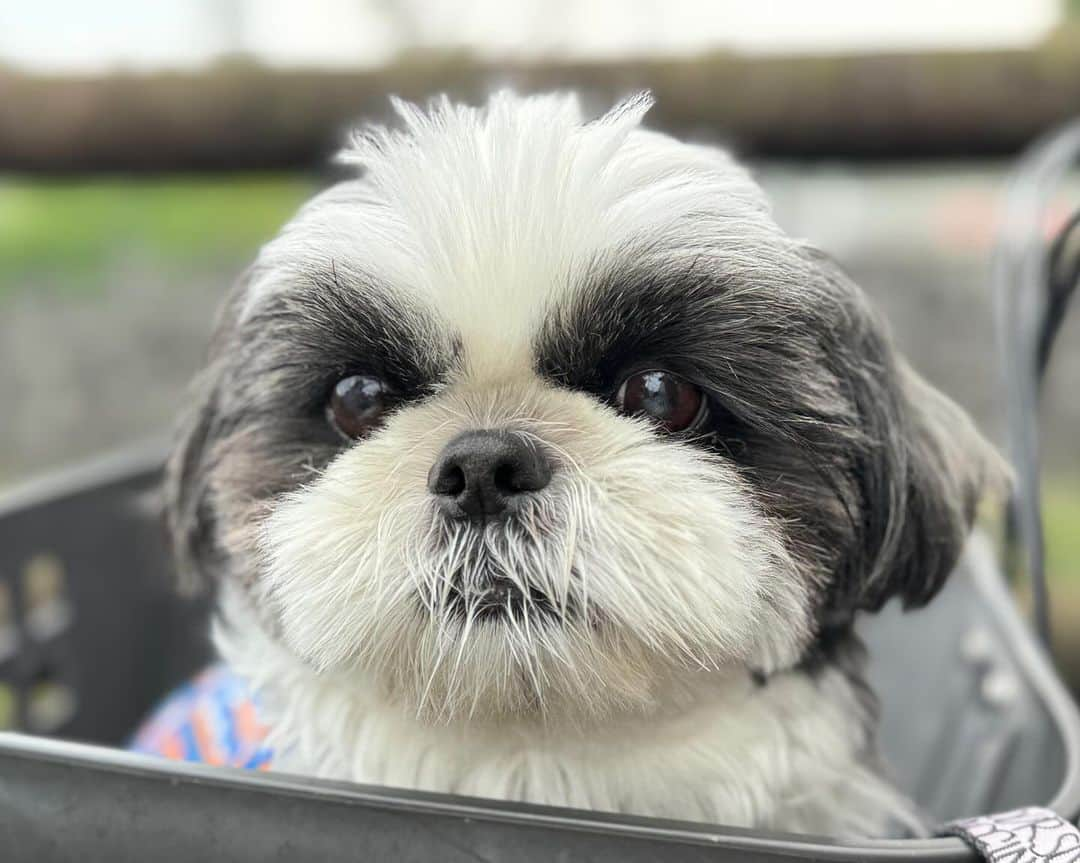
left=169, top=93, right=998, bottom=723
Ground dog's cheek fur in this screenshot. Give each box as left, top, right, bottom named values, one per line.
left=167, top=372, right=343, bottom=599
left=256, top=379, right=812, bottom=722
left=165, top=264, right=457, bottom=595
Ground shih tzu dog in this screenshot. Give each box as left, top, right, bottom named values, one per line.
left=163, top=91, right=1001, bottom=837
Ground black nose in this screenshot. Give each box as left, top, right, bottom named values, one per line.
left=428, top=430, right=552, bottom=519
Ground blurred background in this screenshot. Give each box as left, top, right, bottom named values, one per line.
left=1, top=1, right=1078, bottom=681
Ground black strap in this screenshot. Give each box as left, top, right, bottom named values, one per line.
left=946, top=806, right=1080, bottom=862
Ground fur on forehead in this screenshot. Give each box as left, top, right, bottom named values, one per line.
left=241, top=90, right=783, bottom=374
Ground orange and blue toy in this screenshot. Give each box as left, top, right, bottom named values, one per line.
left=130, top=664, right=273, bottom=770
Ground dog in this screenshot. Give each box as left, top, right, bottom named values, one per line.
left=163, top=91, right=1002, bottom=837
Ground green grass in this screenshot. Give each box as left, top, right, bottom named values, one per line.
left=0, top=175, right=311, bottom=295
left=1045, top=480, right=1080, bottom=583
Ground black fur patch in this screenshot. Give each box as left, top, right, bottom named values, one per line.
left=165, top=265, right=460, bottom=587
left=535, top=249, right=990, bottom=645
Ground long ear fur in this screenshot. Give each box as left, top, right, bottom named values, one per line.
left=164, top=273, right=250, bottom=593
left=811, top=250, right=1008, bottom=618
left=857, top=362, right=1007, bottom=611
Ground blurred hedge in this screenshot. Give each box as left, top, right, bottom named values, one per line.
left=3, top=32, right=1080, bottom=172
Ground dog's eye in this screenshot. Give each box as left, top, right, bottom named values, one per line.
left=327, top=375, right=390, bottom=440
left=615, top=370, right=705, bottom=432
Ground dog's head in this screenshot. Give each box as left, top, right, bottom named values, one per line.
left=168, top=92, right=1001, bottom=723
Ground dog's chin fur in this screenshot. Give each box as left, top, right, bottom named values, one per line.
left=167, top=90, right=1003, bottom=838
left=216, top=584, right=923, bottom=837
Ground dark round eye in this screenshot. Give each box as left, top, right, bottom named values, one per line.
left=615, top=370, right=705, bottom=432
left=327, top=375, right=390, bottom=440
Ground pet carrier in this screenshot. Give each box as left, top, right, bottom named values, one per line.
left=1, top=125, right=1079, bottom=862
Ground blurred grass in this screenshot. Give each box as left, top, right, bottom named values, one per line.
left=1046, top=480, right=1080, bottom=583
left=0, top=175, right=311, bottom=296
left=1041, top=481, right=1080, bottom=694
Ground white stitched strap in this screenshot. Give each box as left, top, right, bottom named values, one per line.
left=946, top=806, right=1080, bottom=862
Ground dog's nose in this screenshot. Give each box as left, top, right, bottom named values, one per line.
left=428, top=430, right=552, bottom=519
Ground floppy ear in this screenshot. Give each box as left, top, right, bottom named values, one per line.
left=854, top=362, right=1006, bottom=612
left=164, top=274, right=250, bottom=593
left=165, top=368, right=224, bottom=594
left=810, top=251, right=1008, bottom=617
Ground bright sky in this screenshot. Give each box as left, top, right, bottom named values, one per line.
left=0, top=0, right=1064, bottom=74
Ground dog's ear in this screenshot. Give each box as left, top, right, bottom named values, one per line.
left=809, top=251, right=1008, bottom=618
left=164, top=273, right=250, bottom=593
left=852, top=361, right=1006, bottom=612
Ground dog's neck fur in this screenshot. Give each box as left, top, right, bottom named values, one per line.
left=216, top=589, right=921, bottom=837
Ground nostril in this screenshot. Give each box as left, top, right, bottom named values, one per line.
left=434, top=463, right=467, bottom=497
left=492, top=460, right=517, bottom=494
